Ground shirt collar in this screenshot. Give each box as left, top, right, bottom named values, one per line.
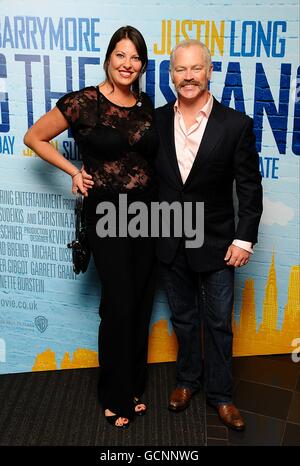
left=174, top=92, right=213, bottom=120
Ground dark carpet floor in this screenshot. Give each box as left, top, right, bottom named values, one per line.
left=0, top=362, right=206, bottom=446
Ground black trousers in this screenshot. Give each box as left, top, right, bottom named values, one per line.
left=161, top=242, right=234, bottom=405
left=85, top=198, right=157, bottom=419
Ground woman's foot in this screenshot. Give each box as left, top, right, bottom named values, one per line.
left=133, top=397, right=147, bottom=416
left=104, top=409, right=130, bottom=428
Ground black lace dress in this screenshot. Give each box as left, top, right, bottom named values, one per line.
left=57, top=86, right=158, bottom=201
left=56, top=86, right=158, bottom=420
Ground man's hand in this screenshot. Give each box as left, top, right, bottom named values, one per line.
left=224, top=245, right=250, bottom=267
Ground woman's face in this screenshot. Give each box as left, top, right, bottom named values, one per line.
left=107, top=38, right=142, bottom=89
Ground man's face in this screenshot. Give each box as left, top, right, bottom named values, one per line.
left=171, top=45, right=212, bottom=101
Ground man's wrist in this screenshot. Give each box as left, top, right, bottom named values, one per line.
left=232, top=239, right=253, bottom=254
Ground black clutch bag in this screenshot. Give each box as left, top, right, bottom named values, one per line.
left=67, top=195, right=91, bottom=274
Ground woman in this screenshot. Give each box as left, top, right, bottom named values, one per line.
left=24, top=26, right=158, bottom=428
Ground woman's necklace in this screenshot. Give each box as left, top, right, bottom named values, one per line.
left=110, top=92, right=137, bottom=107
left=99, top=85, right=140, bottom=107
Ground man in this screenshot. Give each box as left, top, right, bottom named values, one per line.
left=155, top=40, right=263, bottom=431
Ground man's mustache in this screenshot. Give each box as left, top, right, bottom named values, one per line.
left=176, top=80, right=201, bottom=89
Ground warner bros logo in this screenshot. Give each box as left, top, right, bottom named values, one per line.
left=34, top=316, right=48, bottom=333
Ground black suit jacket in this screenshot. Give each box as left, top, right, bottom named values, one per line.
left=154, top=97, right=263, bottom=272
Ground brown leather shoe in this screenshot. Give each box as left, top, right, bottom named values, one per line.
left=216, top=403, right=245, bottom=431
left=168, top=387, right=193, bottom=412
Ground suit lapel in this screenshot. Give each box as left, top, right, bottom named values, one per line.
left=184, top=98, right=226, bottom=187
left=160, top=105, right=183, bottom=186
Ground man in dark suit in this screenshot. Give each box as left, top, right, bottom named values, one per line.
left=155, top=40, right=263, bottom=431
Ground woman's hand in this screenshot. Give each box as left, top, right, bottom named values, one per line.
left=71, top=171, right=88, bottom=197
left=72, top=165, right=94, bottom=197
left=81, top=165, right=94, bottom=192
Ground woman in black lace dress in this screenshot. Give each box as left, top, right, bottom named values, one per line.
left=24, top=26, right=158, bottom=428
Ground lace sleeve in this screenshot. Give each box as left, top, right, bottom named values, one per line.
left=56, top=91, right=81, bottom=126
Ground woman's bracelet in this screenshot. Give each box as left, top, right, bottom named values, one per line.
left=71, top=170, right=82, bottom=179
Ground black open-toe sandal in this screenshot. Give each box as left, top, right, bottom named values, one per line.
left=133, top=397, right=147, bottom=416
left=104, top=410, right=130, bottom=428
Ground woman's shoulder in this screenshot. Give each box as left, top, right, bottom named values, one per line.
left=58, top=86, right=97, bottom=106
left=56, top=86, right=98, bottom=125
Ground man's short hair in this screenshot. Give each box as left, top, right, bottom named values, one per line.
left=169, top=39, right=212, bottom=75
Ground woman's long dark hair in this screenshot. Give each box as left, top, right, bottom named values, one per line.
left=103, top=25, right=148, bottom=96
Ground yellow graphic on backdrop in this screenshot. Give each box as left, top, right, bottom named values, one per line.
left=153, top=19, right=225, bottom=56
left=32, top=256, right=300, bottom=371
left=32, top=348, right=57, bottom=371
left=60, top=349, right=98, bottom=369
left=233, top=261, right=300, bottom=355
left=147, top=319, right=178, bottom=363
